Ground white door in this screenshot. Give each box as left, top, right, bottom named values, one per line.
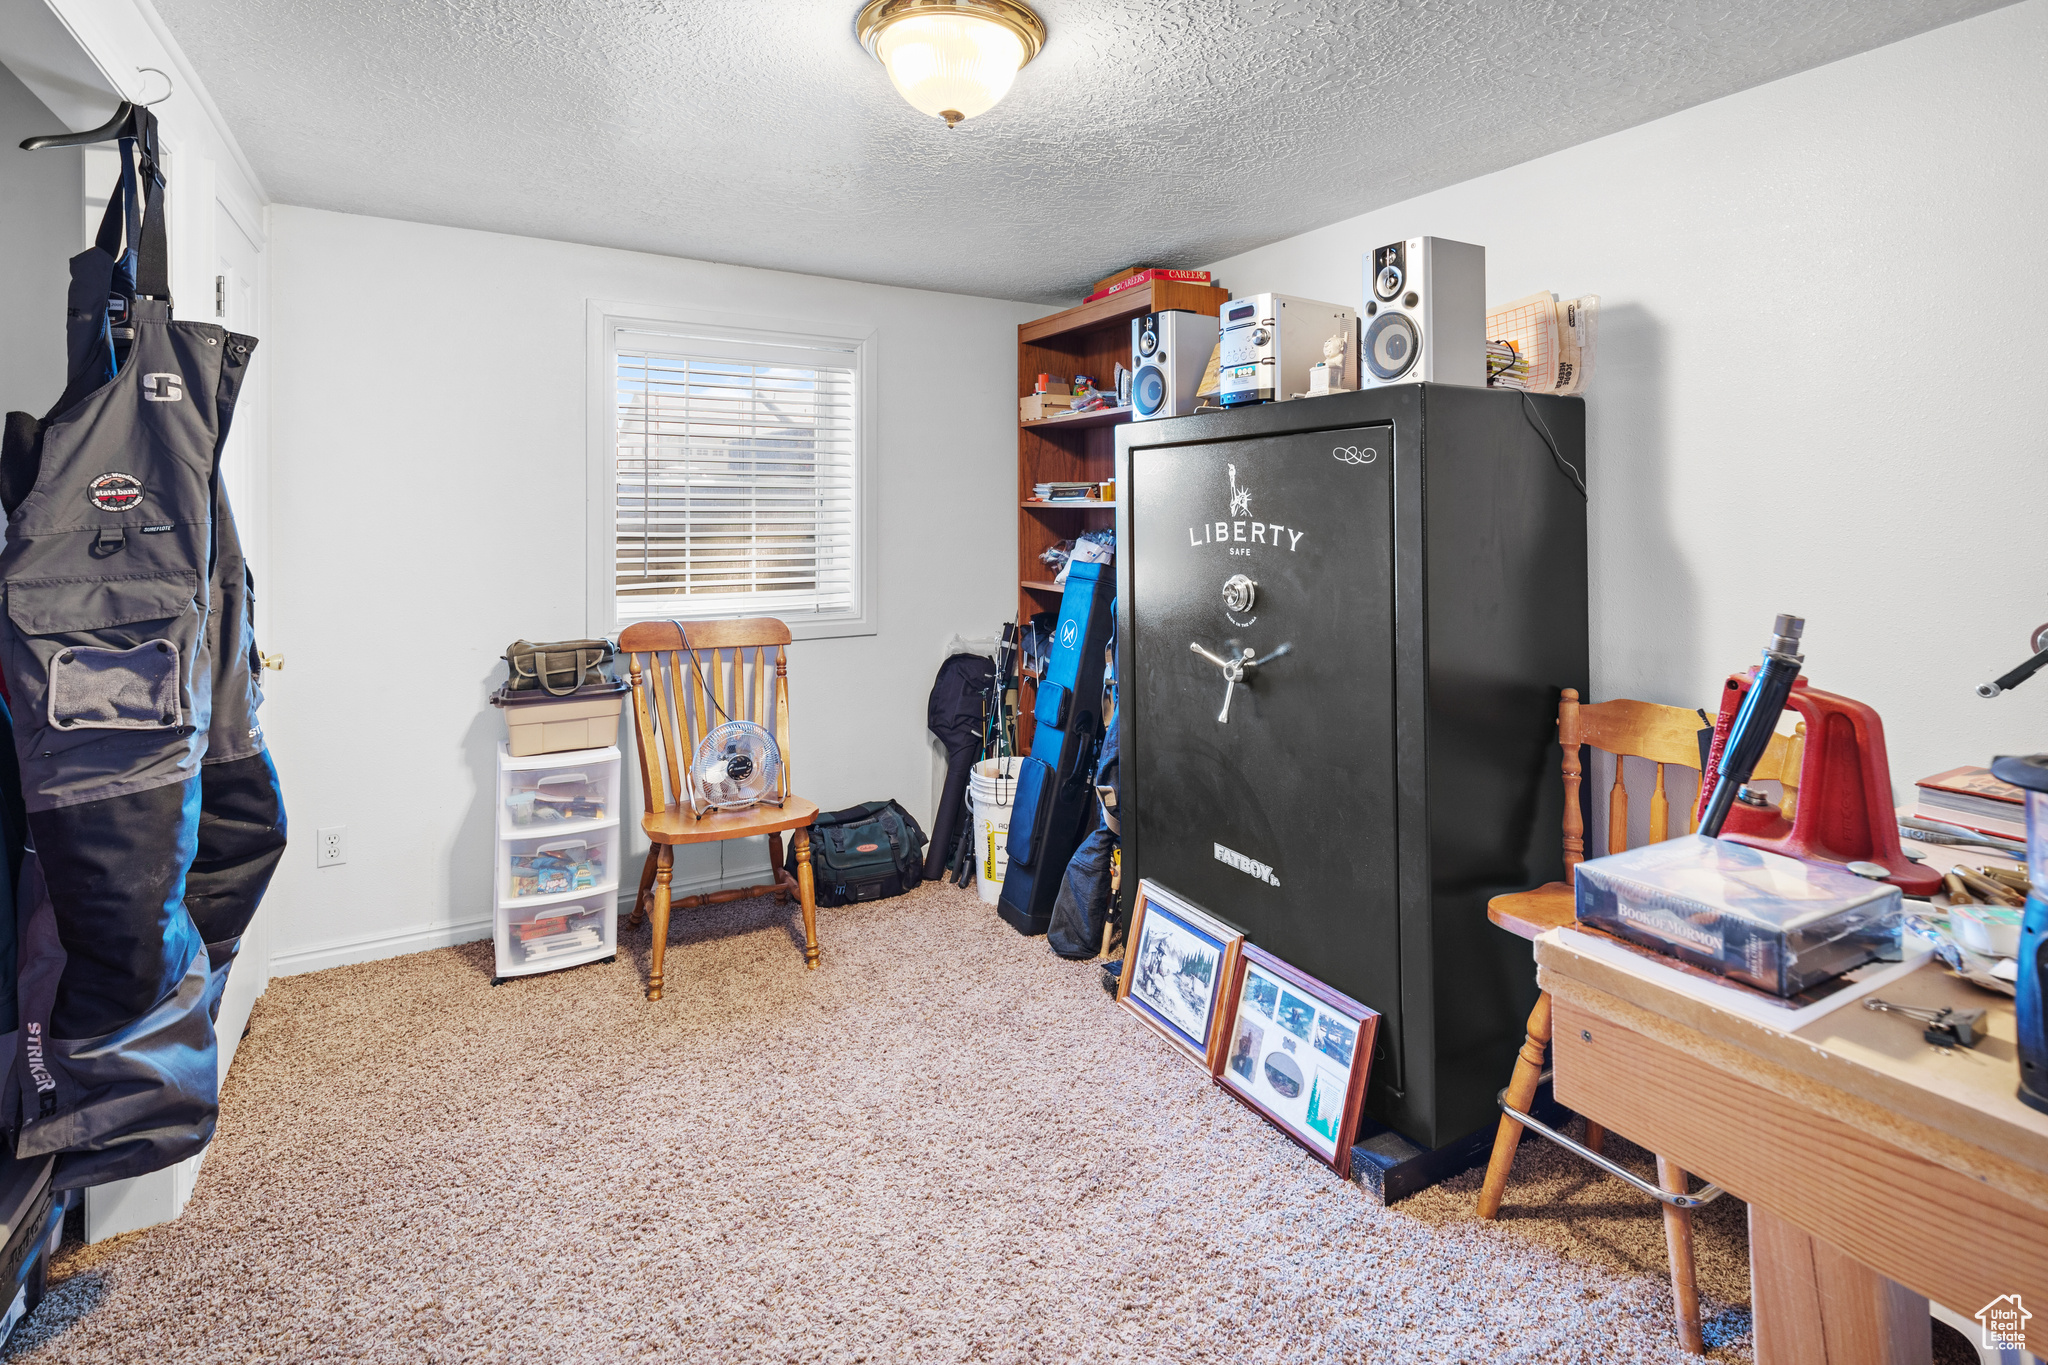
left=208, top=200, right=269, bottom=1081
left=214, top=205, right=264, bottom=572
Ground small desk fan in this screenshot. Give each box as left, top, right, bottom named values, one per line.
left=690, top=720, right=784, bottom=815
left=669, top=620, right=788, bottom=818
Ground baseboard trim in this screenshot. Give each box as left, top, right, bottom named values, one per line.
left=267, top=867, right=768, bottom=977
left=269, top=917, right=497, bottom=976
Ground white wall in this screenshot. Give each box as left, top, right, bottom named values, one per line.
left=263, top=207, right=1035, bottom=973
left=1204, top=0, right=2048, bottom=796
left=0, top=62, right=81, bottom=417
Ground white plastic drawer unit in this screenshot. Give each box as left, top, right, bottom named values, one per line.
left=493, top=894, right=617, bottom=982
left=497, top=744, right=621, bottom=838
left=491, top=743, right=624, bottom=985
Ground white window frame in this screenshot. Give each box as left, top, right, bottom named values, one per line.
left=586, top=301, right=879, bottom=641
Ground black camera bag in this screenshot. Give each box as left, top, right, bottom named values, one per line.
left=788, top=800, right=928, bottom=907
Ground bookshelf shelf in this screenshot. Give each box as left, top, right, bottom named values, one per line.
left=1020, top=405, right=1132, bottom=431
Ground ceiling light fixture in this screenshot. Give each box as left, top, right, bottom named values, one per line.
left=856, top=0, right=1046, bottom=128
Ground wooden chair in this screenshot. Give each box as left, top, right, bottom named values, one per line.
left=618, top=618, right=821, bottom=1001
left=1475, top=688, right=1805, bottom=1356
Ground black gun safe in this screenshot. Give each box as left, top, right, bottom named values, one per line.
left=1115, top=383, right=1588, bottom=1151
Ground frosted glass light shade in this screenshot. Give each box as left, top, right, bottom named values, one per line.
left=875, top=13, right=1026, bottom=125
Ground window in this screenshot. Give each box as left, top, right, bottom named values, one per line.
left=590, top=308, right=876, bottom=639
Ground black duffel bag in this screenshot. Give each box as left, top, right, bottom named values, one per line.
left=789, top=800, right=928, bottom=907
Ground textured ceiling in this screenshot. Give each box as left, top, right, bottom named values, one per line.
left=150, top=0, right=2010, bottom=303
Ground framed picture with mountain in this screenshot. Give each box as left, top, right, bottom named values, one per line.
left=1215, top=945, right=1379, bottom=1173
left=1117, top=880, right=1244, bottom=1072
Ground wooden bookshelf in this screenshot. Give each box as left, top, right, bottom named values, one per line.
left=1013, top=278, right=1229, bottom=749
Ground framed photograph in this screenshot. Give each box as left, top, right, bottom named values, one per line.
left=1215, top=944, right=1379, bottom=1172
left=1116, top=880, right=1244, bottom=1071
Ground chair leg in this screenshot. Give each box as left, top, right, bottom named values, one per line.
left=793, top=825, right=820, bottom=969
left=628, top=846, right=658, bottom=930
left=646, top=844, right=674, bottom=1002
left=768, top=832, right=789, bottom=902
left=1657, top=1155, right=1706, bottom=1355
left=1477, top=991, right=1552, bottom=1219
left=1585, top=1120, right=1608, bottom=1156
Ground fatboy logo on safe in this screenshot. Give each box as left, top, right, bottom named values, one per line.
left=1189, top=463, right=1305, bottom=556
left=141, top=372, right=184, bottom=402
left=1215, top=841, right=1280, bottom=887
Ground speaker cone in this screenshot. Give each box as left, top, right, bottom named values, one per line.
left=1364, top=313, right=1420, bottom=380
left=1135, top=365, right=1167, bottom=416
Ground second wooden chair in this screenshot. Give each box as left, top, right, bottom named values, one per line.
left=1476, top=689, right=1804, bottom=1355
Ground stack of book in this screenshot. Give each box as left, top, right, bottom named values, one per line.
left=1032, top=482, right=1097, bottom=503
left=1912, top=766, right=2027, bottom=839
left=1084, top=267, right=1214, bottom=303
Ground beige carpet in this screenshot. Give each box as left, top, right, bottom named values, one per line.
left=7, top=880, right=1777, bottom=1363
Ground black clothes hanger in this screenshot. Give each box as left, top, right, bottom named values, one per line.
left=19, top=71, right=169, bottom=163
left=20, top=100, right=162, bottom=182
left=21, top=100, right=168, bottom=299
left=20, top=99, right=141, bottom=151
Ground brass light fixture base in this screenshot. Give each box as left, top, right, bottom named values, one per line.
left=855, top=0, right=1048, bottom=66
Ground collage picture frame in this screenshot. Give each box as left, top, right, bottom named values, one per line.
left=1116, top=880, right=1245, bottom=1072
left=1214, top=943, right=1380, bottom=1172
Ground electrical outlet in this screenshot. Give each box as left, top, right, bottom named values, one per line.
left=316, top=826, right=346, bottom=868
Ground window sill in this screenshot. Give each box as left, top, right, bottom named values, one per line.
left=613, top=608, right=876, bottom=643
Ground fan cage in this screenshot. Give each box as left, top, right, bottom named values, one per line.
left=689, top=720, right=785, bottom=815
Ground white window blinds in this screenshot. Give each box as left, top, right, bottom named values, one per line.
left=613, top=331, right=860, bottom=624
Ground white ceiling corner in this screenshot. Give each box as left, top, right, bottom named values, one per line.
left=145, top=0, right=2015, bottom=304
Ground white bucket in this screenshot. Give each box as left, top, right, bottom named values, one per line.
left=968, top=757, right=1026, bottom=905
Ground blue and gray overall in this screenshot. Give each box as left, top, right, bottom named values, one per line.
left=0, top=115, right=285, bottom=1188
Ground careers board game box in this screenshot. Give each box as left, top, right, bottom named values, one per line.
left=1573, top=834, right=1901, bottom=997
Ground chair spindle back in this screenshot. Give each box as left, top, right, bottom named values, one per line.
left=1558, top=688, right=1803, bottom=883
left=619, top=618, right=794, bottom=816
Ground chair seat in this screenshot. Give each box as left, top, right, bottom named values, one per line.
left=1487, top=882, right=1576, bottom=942
left=643, top=796, right=820, bottom=846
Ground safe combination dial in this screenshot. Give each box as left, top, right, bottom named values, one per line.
left=1221, top=574, right=1256, bottom=614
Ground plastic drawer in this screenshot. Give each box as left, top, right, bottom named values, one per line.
left=497, top=745, right=621, bottom=838
left=494, top=895, right=616, bottom=981
left=501, top=826, right=620, bottom=904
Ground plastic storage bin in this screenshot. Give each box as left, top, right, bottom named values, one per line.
left=492, top=743, right=622, bottom=984
left=491, top=681, right=628, bottom=757
left=1573, top=833, right=1901, bottom=997
left=494, top=893, right=617, bottom=981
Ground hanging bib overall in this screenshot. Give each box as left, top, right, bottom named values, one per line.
left=0, top=115, right=285, bottom=1189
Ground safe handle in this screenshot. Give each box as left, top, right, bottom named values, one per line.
left=1190, top=641, right=1257, bottom=723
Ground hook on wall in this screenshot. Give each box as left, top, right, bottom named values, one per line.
left=133, top=67, right=173, bottom=107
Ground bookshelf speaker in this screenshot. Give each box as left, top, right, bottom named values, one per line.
left=1359, top=237, right=1486, bottom=389
left=1131, top=310, right=1221, bottom=421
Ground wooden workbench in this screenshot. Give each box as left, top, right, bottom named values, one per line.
left=1537, top=925, right=2047, bottom=1362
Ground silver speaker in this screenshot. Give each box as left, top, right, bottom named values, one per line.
left=1359, top=237, right=1486, bottom=388
left=1130, top=310, right=1221, bottom=422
